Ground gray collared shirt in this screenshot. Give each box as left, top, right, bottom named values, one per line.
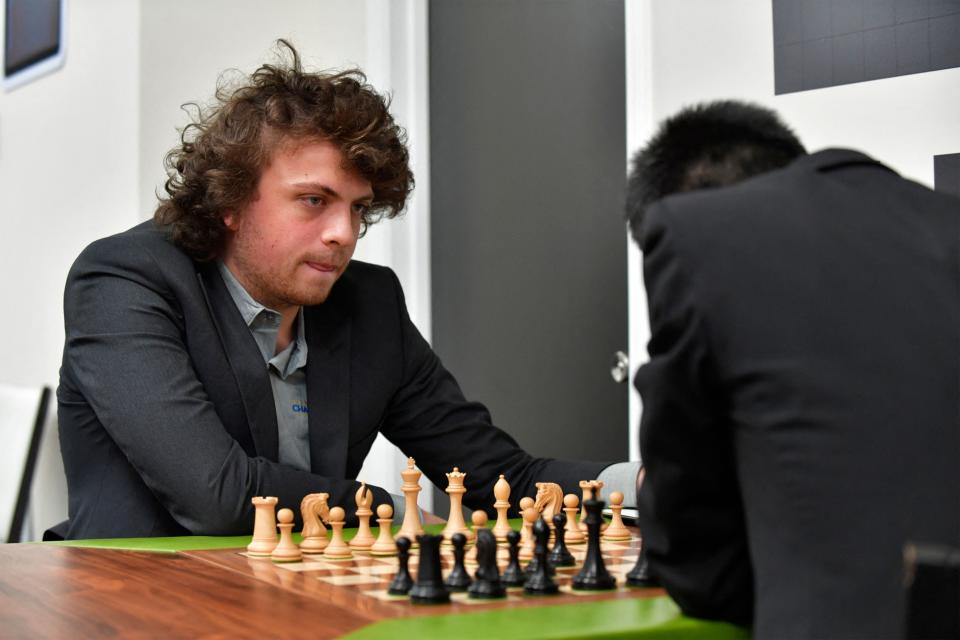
left=218, top=262, right=311, bottom=472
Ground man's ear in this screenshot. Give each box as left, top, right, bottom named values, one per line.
left=222, top=211, right=239, bottom=231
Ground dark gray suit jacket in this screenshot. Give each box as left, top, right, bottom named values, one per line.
left=58, top=222, right=607, bottom=539
left=635, top=150, right=960, bottom=639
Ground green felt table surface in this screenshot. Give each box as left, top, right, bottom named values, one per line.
left=345, top=598, right=748, bottom=640
left=44, top=521, right=450, bottom=553
left=48, top=527, right=750, bottom=639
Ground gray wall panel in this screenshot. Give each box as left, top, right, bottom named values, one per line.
left=429, top=0, right=628, bottom=467
left=934, top=153, right=960, bottom=197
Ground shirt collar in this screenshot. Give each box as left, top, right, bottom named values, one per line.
left=217, top=261, right=271, bottom=326
left=217, top=261, right=308, bottom=376
left=283, top=310, right=308, bottom=375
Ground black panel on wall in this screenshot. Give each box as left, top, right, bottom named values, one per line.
left=429, top=0, right=628, bottom=473
left=4, top=0, right=61, bottom=77
left=773, top=0, right=960, bottom=94
left=934, top=153, right=960, bottom=198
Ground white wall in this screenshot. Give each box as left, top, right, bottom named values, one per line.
left=0, top=0, right=142, bottom=538
left=626, top=0, right=960, bottom=454
left=139, top=0, right=367, bottom=219
left=355, top=0, right=434, bottom=507
left=0, top=0, right=141, bottom=391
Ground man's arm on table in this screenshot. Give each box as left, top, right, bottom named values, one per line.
left=597, top=462, right=643, bottom=509
left=60, top=234, right=391, bottom=536
left=633, top=203, right=753, bottom=625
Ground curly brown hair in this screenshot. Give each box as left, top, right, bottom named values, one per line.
left=154, top=40, right=413, bottom=261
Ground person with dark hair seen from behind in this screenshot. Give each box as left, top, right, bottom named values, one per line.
left=627, top=100, right=959, bottom=639
left=55, top=40, right=642, bottom=541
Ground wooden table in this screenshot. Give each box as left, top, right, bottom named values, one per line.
left=0, top=536, right=750, bottom=639
left=0, top=544, right=372, bottom=638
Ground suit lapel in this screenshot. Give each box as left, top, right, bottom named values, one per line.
left=305, top=293, right=352, bottom=479
left=197, top=266, right=279, bottom=461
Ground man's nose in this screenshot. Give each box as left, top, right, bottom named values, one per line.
left=321, top=205, right=357, bottom=245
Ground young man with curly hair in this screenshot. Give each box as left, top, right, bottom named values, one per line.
left=55, top=42, right=638, bottom=539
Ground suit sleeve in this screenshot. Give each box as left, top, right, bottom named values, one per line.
left=59, top=236, right=390, bottom=535
left=634, top=202, right=754, bottom=626
left=376, top=270, right=609, bottom=515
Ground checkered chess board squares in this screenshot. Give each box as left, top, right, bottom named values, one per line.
left=239, top=538, right=641, bottom=597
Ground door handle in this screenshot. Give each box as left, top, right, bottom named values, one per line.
left=610, top=350, right=629, bottom=383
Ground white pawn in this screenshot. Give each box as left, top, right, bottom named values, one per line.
left=563, top=493, right=586, bottom=544
left=519, top=506, right=538, bottom=561
left=465, top=510, right=488, bottom=565
left=602, top=491, right=632, bottom=541
left=370, top=504, right=399, bottom=557
left=518, top=496, right=535, bottom=547
left=271, top=508, right=303, bottom=563
left=324, top=506, right=353, bottom=560
left=247, top=496, right=279, bottom=557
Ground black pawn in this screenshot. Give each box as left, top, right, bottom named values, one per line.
left=409, top=534, right=450, bottom=604
left=524, top=518, right=556, bottom=577
left=547, top=512, right=576, bottom=567
left=571, top=499, right=616, bottom=591
left=523, top=518, right=559, bottom=595
left=387, top=536, right=414, bottom=595
left=500, top=530, right=525, bottom=587
left=468, top=529, right=506, bottom=599
left=626, top=546, right=660, bottom=587
left=445, top=532, right=472, bottom=591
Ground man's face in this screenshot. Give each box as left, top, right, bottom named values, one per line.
left=222, top=139, right=373, bottom=311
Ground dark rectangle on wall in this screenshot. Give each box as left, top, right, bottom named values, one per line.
left=772, top=0, right=960, bottom=94
left=4, top=0, right=61, bottom=77
left=934, top=153, right=960, bottom=198
left=429, top=0, right=628, bottom=470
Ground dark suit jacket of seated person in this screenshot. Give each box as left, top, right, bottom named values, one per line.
left=627, top=102, right=960, bottom=640
left=56, top=46, right=613, bottom=540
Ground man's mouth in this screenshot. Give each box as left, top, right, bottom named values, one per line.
left=306, top=261, right=339, bottom=273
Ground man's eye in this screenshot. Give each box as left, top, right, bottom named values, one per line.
left=304, top=196, right=325, bottom=207
left=353, top=203, right=370, bottom=216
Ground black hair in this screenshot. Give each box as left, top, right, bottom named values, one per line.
left=626, top=100, right=805, bottom=241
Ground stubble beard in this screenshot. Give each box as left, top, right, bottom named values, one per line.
left=254, top=265, right=336, bottom=310
left=230, top=248, right=336, bottom=310
left=225, top=222, right=349, bottom=310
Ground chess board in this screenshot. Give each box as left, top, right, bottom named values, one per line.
left=183, top=531, right=663, bottom=622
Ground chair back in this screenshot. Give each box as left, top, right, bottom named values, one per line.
left=0, top=384, right=50, bottom=542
